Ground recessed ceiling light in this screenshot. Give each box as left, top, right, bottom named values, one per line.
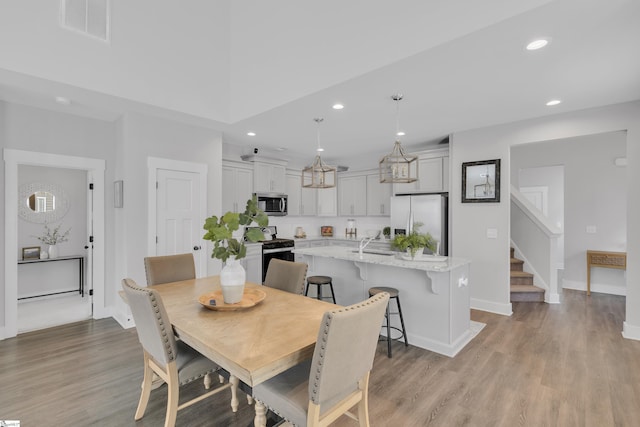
left=247, top=132, right=256, bottom=136
left=526, top=39, right=549, bottom=50
left=396, top=131, right=405, bottom=136
left=276, top=147, right=286, bottom=151
left=55, top=96, right=71, bottom=106
left=332, top=103, right=344, bottom=110
left=317, top=147, right=325, bottom=152
left=546, top=99, right=561, bottom=106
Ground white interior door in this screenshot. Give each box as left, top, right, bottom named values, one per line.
left=156, top=169, right=204, bottom=275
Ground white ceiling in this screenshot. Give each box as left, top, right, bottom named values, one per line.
left=1, top=0, right=639, bottom=167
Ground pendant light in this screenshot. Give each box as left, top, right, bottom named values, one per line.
left=302, top=118, right=337, bottom=189
left=379, top=94, right=418, bottom=183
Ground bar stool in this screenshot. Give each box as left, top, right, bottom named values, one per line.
left=305, top=275, right=337, bottom=304
left=368, top=286, right=408, bottom=357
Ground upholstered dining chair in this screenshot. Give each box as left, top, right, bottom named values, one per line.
left=122, top=278, right=237, bottom=427
left=144, top=253, right=196, bottom=286
left=263, top=259, right=308, bottom=295
left=253, top=291, right=390, bottom=427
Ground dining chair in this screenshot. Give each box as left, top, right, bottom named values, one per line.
left=122, top=278, right=237, bottom=427
left=144, top=253, right=196, bottom=286
left=263, top=259, right=308, bottom=295
left=253, top=291, right=390, bottom=427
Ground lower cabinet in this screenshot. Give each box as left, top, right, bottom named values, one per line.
left=242, top=244, right=263, bottom=284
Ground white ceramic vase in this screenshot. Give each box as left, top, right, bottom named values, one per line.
left=220, top=256, right=246, bottom=304
left=48, top=244, right=58, bottom=259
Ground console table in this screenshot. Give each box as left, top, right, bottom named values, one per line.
left=18, top=255, right=85, bottom=299
left=586, top=250, right=626, bottom=296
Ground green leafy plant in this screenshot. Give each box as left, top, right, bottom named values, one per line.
left=382, top=226, right=391, bottom=238
left=202, top=196, right=269, bottom=262
left=33, top=223, right=71, bottom=245
left=391, top=223, right=436, bottom=258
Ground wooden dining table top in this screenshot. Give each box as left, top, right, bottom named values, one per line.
left=149, top=276, right=337, bottom=387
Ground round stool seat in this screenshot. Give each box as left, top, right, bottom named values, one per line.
left=307, top=276, right=332, bottom=285
left=369, top=286, right=399, bottom=298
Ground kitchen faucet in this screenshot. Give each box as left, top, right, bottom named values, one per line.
left=358, top=236, right=374, bottom=259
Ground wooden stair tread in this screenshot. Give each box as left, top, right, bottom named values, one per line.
left=510, top=284, right=545, bottom=293
left=510, top=271, right=534, bottom=278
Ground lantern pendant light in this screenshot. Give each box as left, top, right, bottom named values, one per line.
left=379, top=94, right=418, bottom=183
left=302, top=118, right=337, bottom=189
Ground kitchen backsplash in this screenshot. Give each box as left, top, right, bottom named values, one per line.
left=268, top=215, right=389, bottom=239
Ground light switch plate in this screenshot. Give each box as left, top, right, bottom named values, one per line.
left=586, top=225, right=597, bottom=234
left=486, top=228, right=498, bottom=239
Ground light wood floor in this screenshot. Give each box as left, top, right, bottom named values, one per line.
left=2, top=290, right=639, bottom=426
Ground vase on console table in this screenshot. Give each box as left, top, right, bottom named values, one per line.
left=48, top=244, right=58, bottom=259
left=220, top=256, right=245, bottom=304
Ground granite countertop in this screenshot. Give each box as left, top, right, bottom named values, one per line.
left=293, top=245, right=469, bottom=272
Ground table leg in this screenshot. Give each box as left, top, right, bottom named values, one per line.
left=254, top=400, right=267, bottom=427
left=230, top=375, right=239, bottom=412
left=587, top=255, right=591, bottom=296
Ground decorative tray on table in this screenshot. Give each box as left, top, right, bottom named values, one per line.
left=198, top=288, right=266, bottom=311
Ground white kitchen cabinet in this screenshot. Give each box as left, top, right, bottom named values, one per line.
left=254, top=162, right=286, bottom=194
left=286, top=172, right=317, bottom=216
left=393, top=149, right=449, bottom=195
left=317, top=187, right=337, bottom=216
left=241, top=244, right=263, bottom=284
left=338, top=175, right=367, bottom=216
left=294, top=240, right=310, bottom=263
left=366, top=173, right=392, bottom=216
left=222, top=161, right=253, bottom=213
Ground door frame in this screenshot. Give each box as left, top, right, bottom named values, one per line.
left=147, top=157, right=208, bottom=276
left=3, top=149, right=106, bottom=339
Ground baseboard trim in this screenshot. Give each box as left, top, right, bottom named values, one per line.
left=0, top=326, right=5, bottom=341
left=563, top=279, right=626, bottom=296
left=471, top=298, right=512, bottom=316
left=112, top=307, right=134, bottom=329
left=406, top=321, right=486, bottom=357
left=622, top=321, right=640, bottom=341
left=546, top=292, right=561, bottom=304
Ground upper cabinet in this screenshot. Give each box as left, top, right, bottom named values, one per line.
left=367, top=173, right=392, bottom=216
left=393, top=148, right=449, bottom=195
left=286, top=173, right=317, bottom=216
left=338, top=175, right=367, bottom=216
left=254, top=162, right=286, bottom=194
left=317, top=186, right=337, bottom=216
left=222, top=161, right=253, bottom=213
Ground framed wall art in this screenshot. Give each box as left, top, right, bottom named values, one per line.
left=22, top=246, right=41, bottom=260
left=462, top=159, right=501, bottom=203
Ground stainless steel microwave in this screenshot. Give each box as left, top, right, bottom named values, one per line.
left=254, top=193, right=287, bottom=216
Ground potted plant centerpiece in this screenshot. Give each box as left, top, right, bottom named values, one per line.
left=391, top=223, right=437, bottom=260
left=202, top=196, right=268, bottom=303
left=34, top=222, right=71, bottom=259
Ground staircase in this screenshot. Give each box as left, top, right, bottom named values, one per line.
left=510, top=247, right=545, bottom=302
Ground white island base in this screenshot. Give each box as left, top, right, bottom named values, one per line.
left=295, top=246, right=484, bottom=357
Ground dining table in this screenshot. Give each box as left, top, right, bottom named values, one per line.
left=146, top=275, right=338, bottom=426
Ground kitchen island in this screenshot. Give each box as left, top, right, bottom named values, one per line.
left=294, top=246, right=483, bottom=357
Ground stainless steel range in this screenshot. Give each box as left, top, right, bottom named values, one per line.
left=244, top=226, right=295, bottom=282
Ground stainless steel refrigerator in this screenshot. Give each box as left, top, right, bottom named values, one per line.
left=390, top=194, right=448, bottom=255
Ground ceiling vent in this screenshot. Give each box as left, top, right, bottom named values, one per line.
left=60, top=0, right=110, bottom=42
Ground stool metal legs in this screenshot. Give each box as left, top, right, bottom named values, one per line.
left=382, top=296, right=408, bottom=358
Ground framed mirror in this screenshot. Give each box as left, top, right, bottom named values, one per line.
left=18, top=182, right=70, bottom=223
left=461, top=159, right=501, bottom=203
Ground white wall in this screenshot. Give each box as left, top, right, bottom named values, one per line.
left=516, top=165, right=564, bottom=267
left=450, top=101, right=640, bottom=342
left=511, top=132, right=627, bottom=294
left=0, top=1, right=230, bottom=122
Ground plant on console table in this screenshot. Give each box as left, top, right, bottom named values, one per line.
left=33, top=223, right=71, bottom=259
left=391, top=223, right=436, bottom=259
left=202, top=196, right=268, bottom=303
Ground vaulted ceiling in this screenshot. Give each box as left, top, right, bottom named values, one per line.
left=1, top=0, right=639, bottom=165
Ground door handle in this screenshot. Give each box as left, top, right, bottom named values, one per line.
left=193, top=245, right=202, bottom=251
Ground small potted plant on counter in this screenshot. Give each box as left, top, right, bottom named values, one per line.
left=382, top=226, right=391, bottom=239
left=202, top=196, right=268, bottom=303
left=391, top=222, right=437, bottom=260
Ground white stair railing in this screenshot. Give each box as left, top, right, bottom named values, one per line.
left=510, top=185, right=562, bottom=303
